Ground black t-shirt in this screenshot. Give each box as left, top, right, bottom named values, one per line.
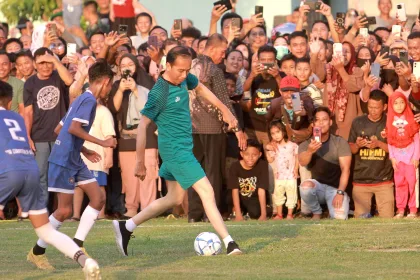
left=227, top=159, right=268, bottom=200
left=299, top=134, right=351, bottom=188
left=245, top=75, right=280, bottom=132
left=23, top=71, right=69, bottom=142
left=349, top=115, right=393, bottom=184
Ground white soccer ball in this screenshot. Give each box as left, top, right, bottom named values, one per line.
left=194, top=232, right=222, bottom=256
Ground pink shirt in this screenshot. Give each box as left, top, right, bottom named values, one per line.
left=389, top=133, right=420, bottom=165
left=272, top=141, right=298, bottom=180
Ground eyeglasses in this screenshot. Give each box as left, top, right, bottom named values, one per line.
left=250, top=31, right=266, bottom=37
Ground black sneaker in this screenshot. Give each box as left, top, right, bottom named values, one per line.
left=226, top=241, right=242, bottom=256
left=112, top=220, right=133, bottom=256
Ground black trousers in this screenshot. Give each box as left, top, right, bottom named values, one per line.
left=106, top=148, right=125, bottom=214
left=188, top=134, right=226, bottom=220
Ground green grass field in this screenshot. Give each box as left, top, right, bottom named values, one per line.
left=1, top=218, right=420, bottom=279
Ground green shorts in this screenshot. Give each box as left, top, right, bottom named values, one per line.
left=159, top=154, right=206, bottom=189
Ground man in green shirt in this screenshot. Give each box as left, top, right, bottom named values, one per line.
left=0, top=51, right=24, bottom=116
left=112, top=46, right=243, bottom=256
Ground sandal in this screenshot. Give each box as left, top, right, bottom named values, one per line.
left=393, top=213, right=404, bottom=219
left=407, top=213, right=417, bottom=219
left=286, top=214, right=294, bottom=220
left=70, top=217, right=80, bottom=222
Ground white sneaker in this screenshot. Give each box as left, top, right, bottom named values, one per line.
left=83, top=258, right=101, bottom=280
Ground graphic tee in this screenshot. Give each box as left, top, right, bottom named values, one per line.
left=227, top=159, right=269, bottom=199
left=246, top=75, right=280, bottom=132
left=23, top=71, right=69, bottom=142
left=349, top=115, right=393, bottom=185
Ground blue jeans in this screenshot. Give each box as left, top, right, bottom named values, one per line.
left=300, top=179, right=349, bottom=220
left=34, top=141, right=55, bottom=206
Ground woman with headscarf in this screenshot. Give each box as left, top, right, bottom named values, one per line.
left=107, top=53, right=158, bottom=218
left=325, top=41, right=365, bottom=140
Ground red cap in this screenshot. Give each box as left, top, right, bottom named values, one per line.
left=280, top=76, right=300, bottom=92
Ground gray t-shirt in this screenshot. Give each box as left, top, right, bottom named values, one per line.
left=298, top=134, right=351, bottom=188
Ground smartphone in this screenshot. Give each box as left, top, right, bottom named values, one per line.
left=255, top=5, right=263, bottom=17
left=414, top=62, right=420, bottom=79
left=292, top=92, right=301, bottom=112
left=213, top=0, right=232, bottom=10
left=333, top=43, right=343, bottom=57
left=380, top=45, right=390, bottom=59
left=371, top=62, right=381, bottom=79
left=359, top=28, right=368, bottom=38
left=231, top=18, right=240, bottom=29
left=148, top=36, right=158, bottom=49
left=313, top=127, right=321, bottom=143
left=315, top=2, right=322, bottom=10
left=366, top=16, right=376, bottom=25
left=399, top=51, right=408, bottom=66
left=174, top=19, right=182, bottom=32
left=262, top=62, right=274, bottom=72
left=396, top=3, right=407, bottom=22
left=49, top=23, right=57, bottom=37
left=392, top=25, right=401, bottom=37
left=336, top=13, right=346, bottom=28
left=67, top=43, right=76, bottom=57
left=118, top=24, right=128, bottom=35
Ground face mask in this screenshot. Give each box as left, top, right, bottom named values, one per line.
left=274, top=46, right=289, bottom=61
left=356, top=58, right=369, bottom=68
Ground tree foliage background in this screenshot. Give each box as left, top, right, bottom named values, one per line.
left=0, top=0, right=58, bottom=24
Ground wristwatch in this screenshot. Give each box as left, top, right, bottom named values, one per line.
left=337, top=190, right=345, bottom=196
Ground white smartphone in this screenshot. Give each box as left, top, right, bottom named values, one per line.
left=291, top=92, right=301, bottom=112
left=333, top=43, right=343, bottom=57
left=414, top=62, right=420, bottom=80
left=396, top=3, right=407, bottom=22
left=359, top=28, right=368, bottom=38
left=392, top=25, right=402, bottom=37
left=67, top=43, right=77, bottom=57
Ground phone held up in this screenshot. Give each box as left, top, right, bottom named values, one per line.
left=313, top=127, right=321, bottom=143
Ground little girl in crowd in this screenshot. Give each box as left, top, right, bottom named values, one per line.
left=387, top=92, right=420, bottom=219
left=266, top=120, right=299, bottom=220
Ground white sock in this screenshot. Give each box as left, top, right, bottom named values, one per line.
left=35, top=223, right=80, bottom=259
left=74, top=205, right=99, bottom=242
left=125, top=219, right=137, bottom=232
left=37, top=215, right=62, bottom=248
left=223, top=235, right=234, bottom=248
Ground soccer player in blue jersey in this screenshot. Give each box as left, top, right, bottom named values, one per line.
left=28, top=61, right=117, bottom=270
left=113, top=46, right=242, bottom=256
left=0, top=81, right=101, bottom=279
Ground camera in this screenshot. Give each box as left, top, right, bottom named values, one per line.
left=122, top=69, right=132, bottom=80
left=397, top=4, right=402, bottom=9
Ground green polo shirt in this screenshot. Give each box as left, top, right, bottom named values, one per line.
left=7, top=76, right=24, bottom=113
left=141, top=73, right=198, bottom=161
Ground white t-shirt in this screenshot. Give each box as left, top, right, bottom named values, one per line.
left=130, top=35, right=149, bottom=50
left=81, top=104, right=116, bottom=174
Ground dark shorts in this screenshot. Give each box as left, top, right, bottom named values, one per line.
left=0, top=169, right=47, bottom=216
left=159, top=154, right=206, bottom=190
left=48, top=163, right=97, bottom=194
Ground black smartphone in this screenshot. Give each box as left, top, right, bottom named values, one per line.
left=400, top=51, right=409, bottom=66
left=213, top=0, right=232, bottom=10
left=174, top=19, right=182, bottom=31
left=336, top=13, right=345, bottom=28
left=380, top=45, right=390, bottom=59
left=118, top=24, right=128, bottom=35
left=315, top=2, right=322, bottom=10
left=262, top=62, right=274, bottom=72
left=148, top=36, right=158, bottom=49
left=255, top=5, right=263, bottom=17
left=366, top=16, right=376, bottom=25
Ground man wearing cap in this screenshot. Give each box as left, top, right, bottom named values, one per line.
left=242, top=45, right=282, bottom=148
left=266, top=76, right=315, bottom=144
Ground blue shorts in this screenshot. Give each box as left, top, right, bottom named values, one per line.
left=90, top=170, right=107, bottom=186
left=159, top=154, right=206, bottom=190
left=48, top=163, right=97, bottom=194
left=0, top=169, right=47, bottom=216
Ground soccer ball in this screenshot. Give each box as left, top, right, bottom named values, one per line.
left=194, top=232, right=222, bottom=256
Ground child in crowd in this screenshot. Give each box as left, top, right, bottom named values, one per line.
left=387, top=92, right=419, bottom=219
left=279, top=54, right=296, bottom=77
left=72, top=100, right=116, bottom=220
left=228, top=139, right=269, bottom=221
left=295, top=57, right=323, bottom=108
left=266, top=120, right=298, bottom=220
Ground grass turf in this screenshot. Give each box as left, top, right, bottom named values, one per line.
left=1, top=218, right=420, bottom=279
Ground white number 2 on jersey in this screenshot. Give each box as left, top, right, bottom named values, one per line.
left=4, top=119, right=26, bottom=142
